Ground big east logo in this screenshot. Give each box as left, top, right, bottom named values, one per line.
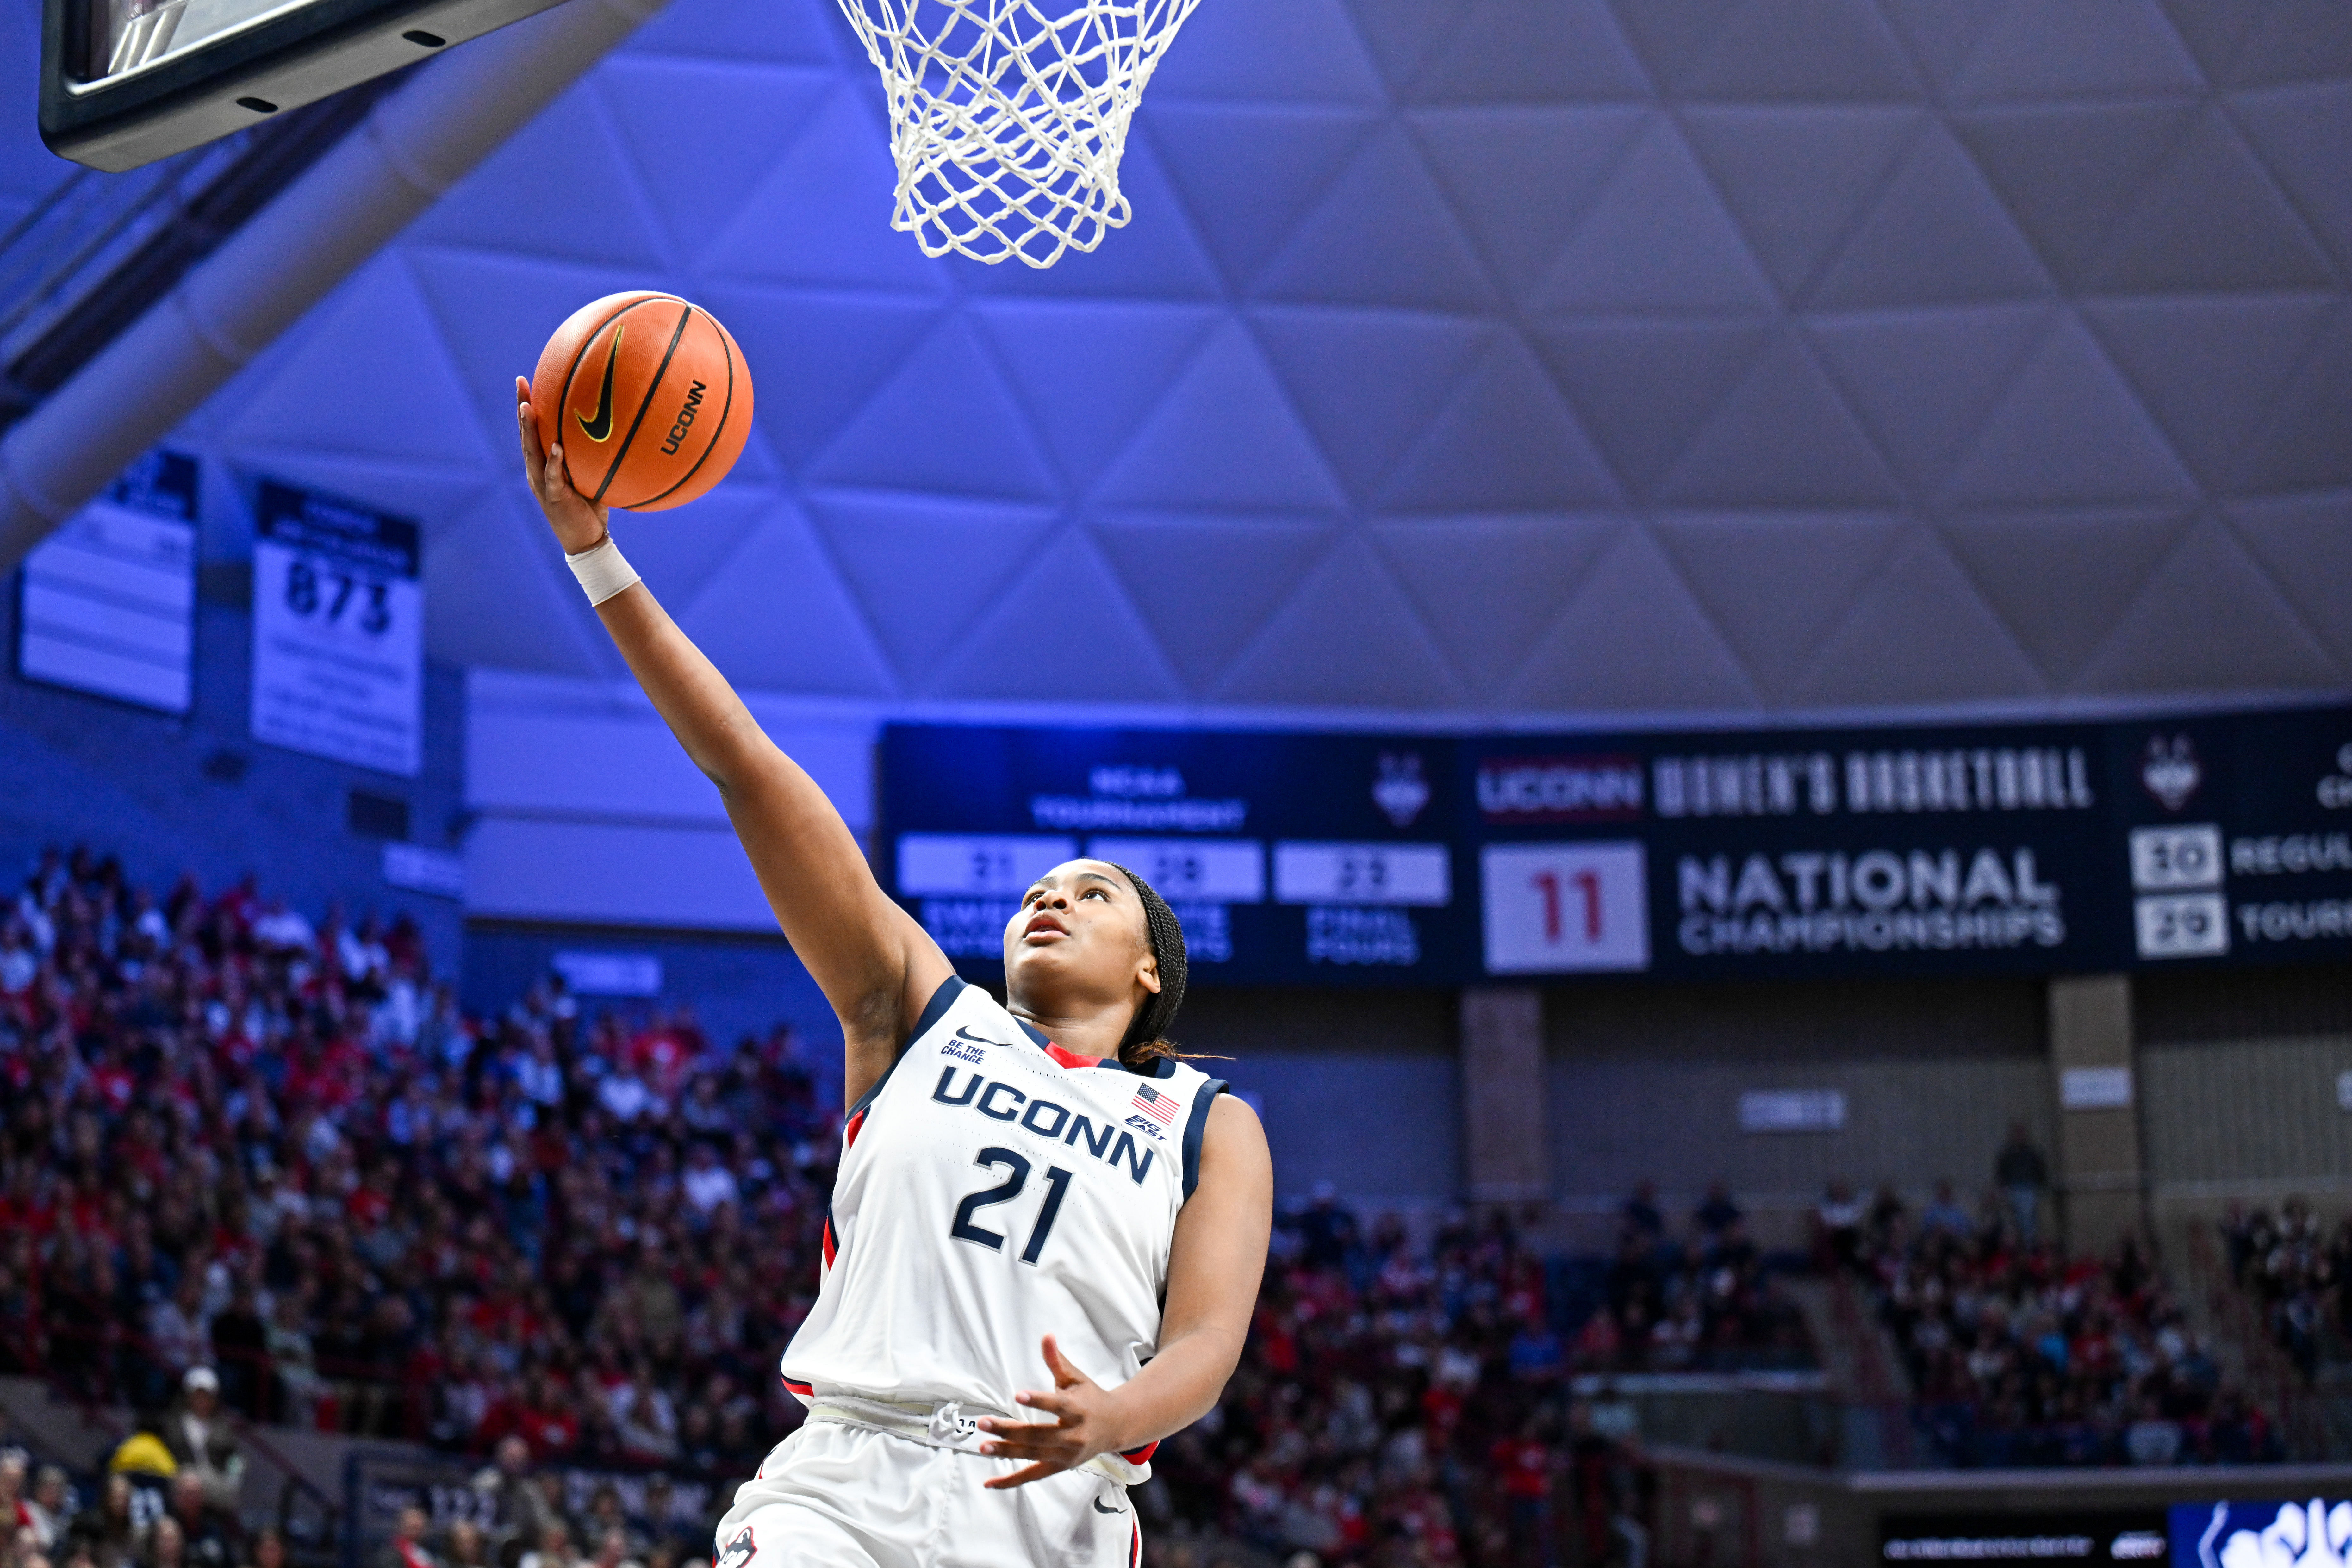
left=1477, top=756, right=1644, bottom=823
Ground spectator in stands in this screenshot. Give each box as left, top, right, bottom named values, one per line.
left=376, top=1509, right=434, bottom=1568
left=106, top=1419, right=175, bottom=1490
left=25, top=1469, right=71, bottom=1552
left=1994, top=1121, right=2049, bottom=1244
left=145, top=1517, right=182, bottom=1568
left=66, top=1476, right=139, bottom=1568
left=515, top=1522, right=572, bottom=1568
left=1920, top=1179, right=1972, bottom=1239
left=165, top=1371, right=244, bottom=1516
left=1620, top=1182, right=1664, bottom=1246
left=161, top=1479, right=231, bottom=1568
left=1692, top=1181, right=1742, bottom=1239
left=1815, top=1180, right=1867, bottom=1272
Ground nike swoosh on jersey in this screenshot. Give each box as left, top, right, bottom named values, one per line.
left=1092, top=1498, right=1124, bottom=1515
left=953, top=1027, right=1003, bottom=1048
left=576, top=325, right=623, bottom=442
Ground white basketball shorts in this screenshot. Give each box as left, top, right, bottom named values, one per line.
left=712, top=1421, right=1141, bottom=1568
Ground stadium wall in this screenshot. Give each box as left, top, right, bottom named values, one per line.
left=1544, top=976, right=2054, bottom=1251
left=0, top=573, right=467, bottom=963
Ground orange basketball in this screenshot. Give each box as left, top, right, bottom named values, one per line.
left=530, top=292, right=753, bottom=513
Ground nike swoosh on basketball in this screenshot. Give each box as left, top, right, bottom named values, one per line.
left=1092, top=1499, right=1123, bottom=1515
left=576, top=325, right=623, bottom=442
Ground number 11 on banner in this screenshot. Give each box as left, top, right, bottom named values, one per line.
left=1480, top=843, right=1650, bottom=974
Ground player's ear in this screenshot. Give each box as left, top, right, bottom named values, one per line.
left=1135, top=952, right=1161, bottom=997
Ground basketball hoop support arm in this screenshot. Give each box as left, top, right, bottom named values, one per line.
left=0, top=0, right=671, bottom=576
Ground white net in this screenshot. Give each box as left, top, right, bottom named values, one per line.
left=836, top=0, right=1204, bottom=268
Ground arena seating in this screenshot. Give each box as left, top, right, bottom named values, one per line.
left=0, top=849, right=2302, bottom=1568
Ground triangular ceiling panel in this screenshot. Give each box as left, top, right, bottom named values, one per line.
left=1940, top=313, right=2201, bottom=506
left=1939, top=506, right=2195, bottom=685
left=2088, top=107, right=2338, bottom=293
left=1527, top=117, right=1780, bottom=312
left=696, top=88, right=949, bottom=294
left=215, top=450, right=493, bottom=555
left=2229, top=490, right=2352, bottom=668
left=1251, top=308, right=1490, bottom=504
left=1410, top=106, right=1649, bottom=300
left=1679, top=0, right=1922, bottom=103
left=1650, top=511, right=1911, bottom=700
left=2154, top=0, right=2268, bottom=84
left=2082, top=295, right=2339, bottom=489
left=1805, top=303, right=2057, bottom=495
left=1501, top=528, right=1760, bottom=712
left=1143, top=104, right=1382, bottom=290
left=1091, top=322, right=1349, bottom=512
left=1528, top=316, right=1776, bottom=499
left=697, top=284, right=945, bottom=471
left=2230, top=304, right=2352, bottom=495
left=1090, top=512, right=1341, bottom=691
left=2075, top=516, right=2342, bottom=694
left=1794, top=530, right=2048, bottom=705
left=1657, top=329, right=1907, bottom=507
left=1378, top=333, right=1624, bottom=511
left=969, top=301, right=1223, bottom=493
left=1147, top=0, right=1388, bottom=103
left=1254, top=125, right=1501, bottom=312
left=420, top=492, right=619, bottom=679
left=2224, top=0, right=2352, bottom=88
left=1944, top=0, right=2206, bottom=103
left=1369, top=514, right=1622, bottom=695
left=219, top=258, right=493, bottom=471
left=803, top=491, right=1061, bottom=687
left=599, top=58, right=836, bottom=262
left=623, top=0, right=845, bottom=67
left=408, top=80, right=669, bottom=270
left=1806, top=120, right=2055, bottom=307
left=669, top=500, right=899, bottom=697
left=1952, top=101, right=2201, bottom=286
left=927, top=530, right=1181, bottom=702
left=1402, top=0, right=1653, bottom=104
left=1871, top=0, right=2010, bottom=91
left=1680, top=106, right=1922, bottom=299
left=805, top=316, right=1061, bottom=500
left=2231, top=83, right=2352, bottom=271
left=1214, top=535, right=1466, bottom=709
left=1601, top=0, right=1744, bottom=95
left=1343, top=0, right=1477, bottom=98
left=602, top=482, right=776, bottom=613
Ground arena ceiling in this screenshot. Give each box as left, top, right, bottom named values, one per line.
left=6, top=0, right=2352, bottom=724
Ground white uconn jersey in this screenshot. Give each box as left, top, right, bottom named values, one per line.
left=781, top=978, right=1224, bottom=1480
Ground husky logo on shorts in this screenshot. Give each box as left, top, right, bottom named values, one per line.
left=715, top=1525, right=754, bottom=1568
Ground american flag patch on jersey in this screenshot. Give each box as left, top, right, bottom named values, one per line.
left=1130, top=1082, right=1179, bottom=1126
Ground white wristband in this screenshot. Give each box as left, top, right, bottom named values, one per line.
left=565, top=534, right=640, bottom=607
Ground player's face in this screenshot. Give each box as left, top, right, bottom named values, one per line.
left=1002, top=859, right=1159, bottom=1022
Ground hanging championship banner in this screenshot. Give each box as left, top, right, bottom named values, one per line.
left=16, top=449, right=198, bottom=714
left=249, top=480, right=423, bottom=777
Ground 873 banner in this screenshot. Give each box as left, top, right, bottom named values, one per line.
left=248, top=480, right=423, bottom=778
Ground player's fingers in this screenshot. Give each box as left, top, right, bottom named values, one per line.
left=1041, top=1335, right=1088, bottom=1387
left=980, top=1416, right=1069, bottom=1440
left=1011, top=1390, right=1075, bottom=1418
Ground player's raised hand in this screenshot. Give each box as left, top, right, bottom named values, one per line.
left=516, top=376, right=609, bottom=555
left=977, top=1335, right=1130, bottom=1489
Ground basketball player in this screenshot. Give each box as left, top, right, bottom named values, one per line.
left=515, top=385, right=1273, bottom=1566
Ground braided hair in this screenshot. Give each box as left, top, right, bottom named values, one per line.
left=1104, top=862, right=1187, bottom=1068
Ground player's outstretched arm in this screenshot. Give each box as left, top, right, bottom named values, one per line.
left=516, top=383, right=952, bottom=1100
left=977, top=1095, right=1273, bottom=1487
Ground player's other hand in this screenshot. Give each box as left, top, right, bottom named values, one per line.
left=516, top=376, right=609, bottom=555
left=977, top=1336, right=1131, bottom=1489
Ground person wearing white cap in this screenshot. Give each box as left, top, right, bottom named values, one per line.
left=167, top=1369, right=244, bottom=1515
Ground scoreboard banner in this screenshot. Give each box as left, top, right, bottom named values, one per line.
left=249, top=480, right=424, bottom=778
left=880, top=725, right=1471, bottom=987
left=879, top=704, right=2352, bottom=987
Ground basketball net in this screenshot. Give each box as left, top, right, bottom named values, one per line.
left=836, top=0, right=1202, bottom=268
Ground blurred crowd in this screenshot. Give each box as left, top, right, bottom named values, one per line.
left=0, top=845, right=835, bottom=1486
left=1151, top=1202, right=1653, bottom=1568
left=1842, top=1129, right=2283, bottom=1468
left=2222, top=1198, right=2352, bottom=1384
